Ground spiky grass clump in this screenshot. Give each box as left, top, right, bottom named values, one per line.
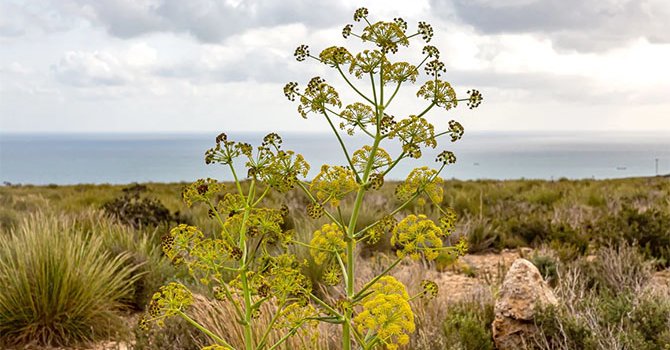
left=0, top=213, right=139, bottom=346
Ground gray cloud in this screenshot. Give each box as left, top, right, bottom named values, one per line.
left=432, top=0, right=670, bottom=51
left=74, top=0, right=352, bottom=42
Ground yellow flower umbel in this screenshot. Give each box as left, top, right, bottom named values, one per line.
left=310, top=165, right=357, bottom=207
left=391, top=214, right=444, bottom=260
left=310, top=223, right=347, bottom=265
left=354, top=276, right=415, bottom=350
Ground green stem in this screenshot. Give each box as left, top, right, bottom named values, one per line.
left=255, top=301, right=287, bottom=349
left=384, top=82, right=401, bottom=109
left=268, top=325, right=302, bottom=350
left=336, top=64, right=375, bottom=105
left=323, top=109, right=359, bottom=182
left=353, top=258, right=402, bottom=301
left=309, top=292, right=344, bottom=318
left=216, top=280, right=245, bottom=323
left=228, top=163, right=245, bottom=197
left=177, top=310, right=235, bottom=349
left=296, top=181, right=345, bottom=230
left=416, top=101, right=436, bottom=118
left=239, top=180, right=256, bottom=350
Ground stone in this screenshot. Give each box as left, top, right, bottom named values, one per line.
left=492, top=258, right=558, bottom=350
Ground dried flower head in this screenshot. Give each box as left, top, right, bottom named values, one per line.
left=294, top=44, right=310, bottom=62
left=467, top=89, right=484, bottom=109
left=417, top=21, right=434, bottom=42
left=420, top=280, right=439, bottom=299
left=448, top=120, right=465, bottom=142
left=436, top=150, right=457, bottom=165
left=353, top=7, right=369, bottom=22
left=342, top=24, right=353, bottom=38
left=422, top=45, right=440, bottom=59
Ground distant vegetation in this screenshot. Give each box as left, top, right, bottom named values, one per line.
left=0, top=177, right=668, bottom=348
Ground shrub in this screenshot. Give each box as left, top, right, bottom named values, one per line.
left=102, top=183, right=184, bottom=229
left=530, top=253, right=559, bottom=287
left=443, top=300, right=495, bottom=350
left=0, top=212, right=139, bottom=347
left=597, top=205, right=670, bottom=267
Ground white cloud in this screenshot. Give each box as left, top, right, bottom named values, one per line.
left=0, top=1, right=669, bottom=133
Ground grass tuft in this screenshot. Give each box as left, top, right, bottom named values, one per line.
left=0, top=212, right=139, bottom=347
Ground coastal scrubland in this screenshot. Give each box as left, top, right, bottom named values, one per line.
left=0, top=177, right=668, bottom=349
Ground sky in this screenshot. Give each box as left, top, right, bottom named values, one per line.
left=1, top=0, right=669, bottom=133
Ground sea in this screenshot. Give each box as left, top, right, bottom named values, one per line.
left=0, top=131, right=668, bottom=185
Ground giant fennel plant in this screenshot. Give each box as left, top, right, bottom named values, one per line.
left=140, top=8, right=482, bottom=350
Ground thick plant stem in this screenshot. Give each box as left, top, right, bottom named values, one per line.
left=239, top=181, right=256, bottom=350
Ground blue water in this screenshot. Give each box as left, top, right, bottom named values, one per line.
left=0, top=132, right=668, bottom=185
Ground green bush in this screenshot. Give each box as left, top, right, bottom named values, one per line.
left=102, top=183, right=185, bottom=229
left=0, top=213, right=139, bottom=347
left=596, top=205, right=670, bottom=267
left=530, top=253, right=558, bottom=287
left=443, top=300, right=495, bottom=350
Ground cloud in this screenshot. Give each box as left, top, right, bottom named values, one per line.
left=431, top=0, right=670, bottom=51
left=0, top=0, right=78, bottom=37
left=72, top=0, right=352, bottom=42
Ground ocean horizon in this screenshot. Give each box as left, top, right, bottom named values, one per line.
left=1, top=131, right=668, bottom=185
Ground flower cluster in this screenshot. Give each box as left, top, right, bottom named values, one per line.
left=353, top=7, right=369, bottom=22
left=349, top=50, right=388, bottom=78
left=162, top=224, right=204, bottom=264
left=394, top=167, right=444, bottom=206
left=237, top=133, right=311, bottom=192
left=391, top=214, right=444, bottom=260
left=361, top=21, right=410, bottom=54
left=262, top=254, right=312, bottom=301
left=448, top=120, right=465, bottom=142
left=439, top=207, right=458, bottom=235
left=366, top=215, right=398, bottom=244
left=435, top=150, right=457, bottom=165
left=310, top=165, right=358, bottom=207
left=422, top=45, right=440, bottom=59
left=310, top=223, right=346, bottom=265
left=205, top=133, right=252, bottom=166
left=417, top=21, right=434, bottom=42
left=420, top=280, right=439, bottom=299
left=388, top=116, right=437, bottom=158
left=181, top=178, right=225, bottom=207
left=339, top=102, right=376, bottom=134
left=351, top=145, right=392, bottom=174
left=298, top=77, right=342, bottom=118
left=416, top=80, right=457, bottom=110
left=467, top=89, right=484, bottom=109
left=294, top=44, right=310, bottom=61
left=140, top=282, right=193, bottom=329
left=354, top=276, right=415, bottom=350
left=306, top=202, right=325, bottom=219
left=424, top=59, right=446, bottom=78
left=342, top=24, right=353, bottom=38
left=319, top=46, right=353, bottom=67
left=383, top=61, right=418, bottom=84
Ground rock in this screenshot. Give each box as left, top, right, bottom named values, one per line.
left=492, top=258, right=558, bottom=350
